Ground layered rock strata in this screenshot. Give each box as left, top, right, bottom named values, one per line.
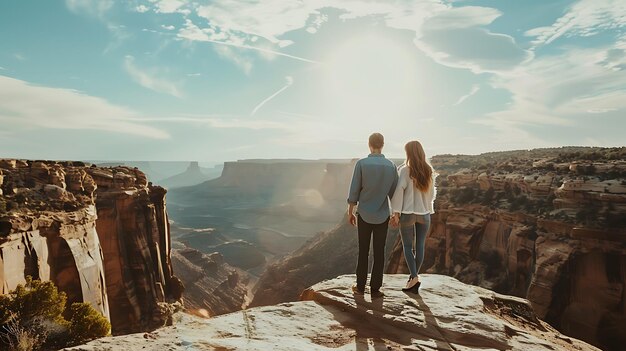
left=0, top=159, right=182, bottom=334
left=385, top=148, right=626, bottom=350
left=171, top=248, right=247, bottom=317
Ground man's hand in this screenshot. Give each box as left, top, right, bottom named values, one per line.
left=349, top=213, right=357, bottom=227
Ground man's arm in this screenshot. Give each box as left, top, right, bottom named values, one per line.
left=388, top=165, right=399, bottom=199
left=347, top=161, right=362, bottom=226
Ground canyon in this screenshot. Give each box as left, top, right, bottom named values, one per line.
left=241, top=147, right=626, bottom=350
left=2, top=147, right=624, bottom=350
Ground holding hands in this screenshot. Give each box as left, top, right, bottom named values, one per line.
left=390, top=213, right=400, bottom=228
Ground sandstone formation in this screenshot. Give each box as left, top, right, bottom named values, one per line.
left=65, top=274, right=597, bottom=351
left=160, top=162, right=217, bottom=189
left=385, top=147, right=626, bottom=350
left=249, top=214, right=400, bottom=307
left=171, top=248, right=248, bottom=318
left=0, top=159, right=182, bottom=335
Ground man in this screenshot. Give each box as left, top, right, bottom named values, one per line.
left=347, top=133, right=398, bottom=297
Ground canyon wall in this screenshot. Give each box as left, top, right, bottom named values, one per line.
left=171, top=247, right=248, bottom=317
left=0, top=159, right=182, bottom=335
left=385, top=148, right=626, bottom=350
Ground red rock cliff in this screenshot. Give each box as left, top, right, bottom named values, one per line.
left=385, top=148, right=626, bottom=350
left=0, top=159, right=182, bottom=335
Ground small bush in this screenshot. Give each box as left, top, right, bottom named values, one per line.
left=67, top=303, right=111, bottom=344
left=0, top=277, right=67, bottom=327
left=0, top=277, right=109, bottom=350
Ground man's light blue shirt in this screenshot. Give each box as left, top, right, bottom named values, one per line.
left=347, top=154, right=398, bottom=224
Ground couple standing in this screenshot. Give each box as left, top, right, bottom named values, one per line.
left=347, top=133, right=436, bottom=297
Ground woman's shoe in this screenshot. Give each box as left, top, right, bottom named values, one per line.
left=410, top=279, right=421, bottom=293
left=402, top=276, right=420, bottom=291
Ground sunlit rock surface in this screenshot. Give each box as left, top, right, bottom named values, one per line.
left=0, top=159, right=182, bottom=335
left=385, top=147, right=626, bottom=350
left=66, top=274, right=596, bottom=351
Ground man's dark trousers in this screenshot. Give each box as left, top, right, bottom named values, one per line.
left=356, top=215, right=389, bottom=292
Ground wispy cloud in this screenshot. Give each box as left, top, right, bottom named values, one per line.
left=65, top=0, right=113, bottom=19
left=251, top=76, right=293, bottom=116
left=135, top=5, right=149, bottom=13
left=0, top=75, right=168, bottom=139
left=129, top=115, right=289, bottom=130
left=525, top=0, right=626, bottom=46
left=453, top=85, right=480, bottom=106
left=123, top=55, right=183, bottom=97
left=214, top=46, right=253, bottom=74
left=479, top=45, right=626, bottom=129
left=153, top=0, right=185, bottom=14
left=177, top=19, right=319, bottom=64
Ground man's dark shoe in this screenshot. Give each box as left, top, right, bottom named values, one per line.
left=371, top=290, right=384, bottom=298
left=352, top=285, right=365, bottom=295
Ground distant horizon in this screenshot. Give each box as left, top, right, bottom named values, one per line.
left=2, top=144, right=623, bottom=166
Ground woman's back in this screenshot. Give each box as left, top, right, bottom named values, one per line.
left=390, top=164, right=436, bottom=215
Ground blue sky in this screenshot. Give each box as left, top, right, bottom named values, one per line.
left=0, top=0, right=624, bottom=162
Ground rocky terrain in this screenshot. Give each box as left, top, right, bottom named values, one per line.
left=383, top=147, right=626, bottom=350
left=0, top=159, right=183, bottom=335
left=250, top=214, right=399, bottom=307
left=65, top=274, right=597, bottom=351
left=171, top=247, right=248, bottom=318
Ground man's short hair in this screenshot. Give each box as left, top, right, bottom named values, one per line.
left=368, top=133, right=384, bottom=149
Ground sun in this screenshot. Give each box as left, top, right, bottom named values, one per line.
left=322, top=33, right=420, bottom=121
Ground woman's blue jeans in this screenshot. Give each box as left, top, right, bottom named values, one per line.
left=400, top=214, right=431, bottom=278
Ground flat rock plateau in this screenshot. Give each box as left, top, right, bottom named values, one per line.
left=65, top=274, right=597, bottom=351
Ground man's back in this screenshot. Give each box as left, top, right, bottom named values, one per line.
left=347, top=154, right=398, bottom=224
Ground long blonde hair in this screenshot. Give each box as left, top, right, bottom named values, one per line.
left=405, top=140, right=432, bottom=192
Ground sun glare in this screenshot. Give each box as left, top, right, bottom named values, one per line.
left=323, top=33, right=420, bottom=121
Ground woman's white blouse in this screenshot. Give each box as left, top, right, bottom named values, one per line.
left=390, top=164, right=437, bottom=215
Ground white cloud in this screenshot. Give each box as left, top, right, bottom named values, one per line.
left=214, top=46, right=253, bottom=74
left=251, top=76, right=294, bottom=116
left=525, top=0, right=626, bottom=46
left=123, top=55, right=183, bottom=97
left=130, top=116, right=289, bottom=130
left=65, top=0, right=113, bottom=18
left=153, top=0, right=184, bottom=14
left=161, top=24, right=175, bottom=31
left=0, top=75, right=168, bottom=139
left=135, top=5, right=149, bottom=13
left=176, top=19, right=318, bottom=69
left=453, top=85, right=480, bottom=106
left=180, top=1, right=528, bottom=73
left=480, top=45, right=626, bottom=130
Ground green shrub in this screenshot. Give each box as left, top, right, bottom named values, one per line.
left=67, top=303, right=110, bottom=344
left=0, top=277, right=109, bottom=350
left=0, top=277, right=67, bottom=327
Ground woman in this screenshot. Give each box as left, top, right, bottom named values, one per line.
left=390, top=140, right=436, bottom=292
